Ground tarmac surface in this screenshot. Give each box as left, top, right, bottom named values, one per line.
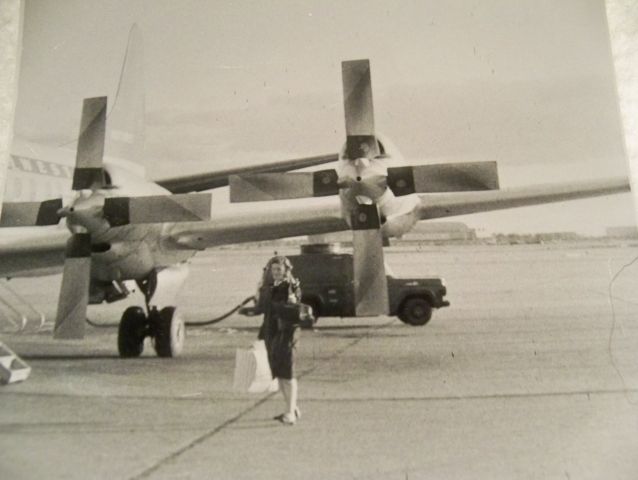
left=1, top=243, right=637, bottom=479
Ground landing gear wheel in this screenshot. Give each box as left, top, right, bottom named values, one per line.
left=118, top=306, right=147, bottom=358
left=153, top=307, right=185, bottom=357
left=399, top=297, right=432, bottom=326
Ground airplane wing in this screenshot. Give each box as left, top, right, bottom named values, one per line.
left=166, top=196, right=347, bottom=249
left=155, top=153, right=338, bottom=193
left=417, top=177, right=631, bottom=220
left=0, top=178, right=628, bottom=277
left=166, top=177, right=630, bottom=250
left=0, top=227, right=69, bottom=277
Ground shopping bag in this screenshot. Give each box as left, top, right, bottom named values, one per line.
left=233, top=340, right=279, bottom=393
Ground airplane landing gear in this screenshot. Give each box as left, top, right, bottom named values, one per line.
left=117, top=265, right=189, bottom=358
left=116, top=306, right=185, bottom=358
left=117, top=307, right=146, bottom=357
left=152, top=307, right=185, bottom=358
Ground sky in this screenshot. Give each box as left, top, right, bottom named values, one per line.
left=12, top=0, right=636, bottom=235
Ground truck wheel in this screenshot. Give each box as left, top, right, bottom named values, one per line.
left=399, top=297, right=432, bottom=326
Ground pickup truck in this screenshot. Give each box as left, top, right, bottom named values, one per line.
left=287, top=244, right=449, bottom=327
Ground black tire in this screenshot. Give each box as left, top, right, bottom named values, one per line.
left=118, top=306, right=147, bottom=358
left=153, top=307, right=185, bottom=358
left=300, top=298, right=320, bottom=329
left=398, top=297, right=433, bottom=326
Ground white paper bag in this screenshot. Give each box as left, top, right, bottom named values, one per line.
left=233, top=340, right=279, bottom=393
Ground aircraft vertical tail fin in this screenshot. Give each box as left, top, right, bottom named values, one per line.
left=104, top=24, right=145, bottom=165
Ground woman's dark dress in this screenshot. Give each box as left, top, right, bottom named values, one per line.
left=258, top=281, right=299, bottom=380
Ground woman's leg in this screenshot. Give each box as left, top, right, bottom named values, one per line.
left=279, top=379, right=297, bottom=416
left=280, top=377, right=290, bottom=410
left=275, top=330, right=299, bottom=424
left=278, top=378, right=298, bottom=424
left=288, top=378, right=298, bottom=416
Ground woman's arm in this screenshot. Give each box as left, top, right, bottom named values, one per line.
left=288, top=277, right=301, bottom=304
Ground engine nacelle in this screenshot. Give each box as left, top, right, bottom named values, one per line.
left=91, top=240, right=156, bottom=282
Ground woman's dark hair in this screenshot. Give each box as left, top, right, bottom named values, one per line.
left=262, top=255, right=294, bottom=285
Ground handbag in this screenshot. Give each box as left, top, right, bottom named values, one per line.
left=233, top=340, right=278, bottom=393
left=274, top=303, right=312, bottom=329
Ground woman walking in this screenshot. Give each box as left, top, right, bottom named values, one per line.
left=257, top=255, right=302, bottom=425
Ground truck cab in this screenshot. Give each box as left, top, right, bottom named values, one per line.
left=287, top=244, right=449, bottom=327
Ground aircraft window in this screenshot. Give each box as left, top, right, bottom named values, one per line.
left=377, top=140, right=385, bottom=155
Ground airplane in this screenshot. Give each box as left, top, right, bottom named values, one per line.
left=0, top=48, right=629, bottom=358
left=210, top=58, right=633, bottom=317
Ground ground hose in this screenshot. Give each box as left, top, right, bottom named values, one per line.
left=185, top=295, right=255, bottom=327
left=85, top=295, right=256, bottom=328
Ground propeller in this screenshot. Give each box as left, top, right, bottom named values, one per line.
left=229, top=59, right=499, bottom=203
left=51, top=97, right=107, bottom=338
left=226, top=60, right=498, bottom=316
left=1, top=96, right=213, bottom=338
left=72, top=97, right=108, bottom=190
left=53, top=97, right=111, bottom=338
left=0, top=199, right=63, bottom=227
left=229, top=170, right=339, bottom=202
left=342, top=59, right=380, bottom=160
left=103, top=193, right=211, bottom=226
left=351, top=204, right=389, bottom=316
left=54, top=233, right=91, bottom=338
left=341, top=62, right=388, bottom=315
left=386, top=162, right=499, bottom=195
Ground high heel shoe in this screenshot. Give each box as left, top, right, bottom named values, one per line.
left=280, top=412, right=296, bottom=425
left=274, top=407, right=301, bottom=422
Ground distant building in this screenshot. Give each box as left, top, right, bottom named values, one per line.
left=307, top=231, right=353, bottom=244
left=400, top=222, right=477, bottom=243
left=493, top=232, right=581, bottom=244
left=307, top=222, right=477, bottom=245
left=606, top=226, right=638, bottom=239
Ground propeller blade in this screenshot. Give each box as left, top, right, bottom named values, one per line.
left=0, top=199, right=63, bottom=227
left=387, top=161, right=500, bottom=196
left=157, top=153, right=340, bottom=193
left=229, top=170, right=339, bottom=202
left=54, top=234, right=91, bottom=339
left=351, top=204, right=389, bottom=316
left=103, top=193, right=212, bottom=226
left=72, top=96, right=107, bottom=190
left=342, top=59, right=379, bottom=160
